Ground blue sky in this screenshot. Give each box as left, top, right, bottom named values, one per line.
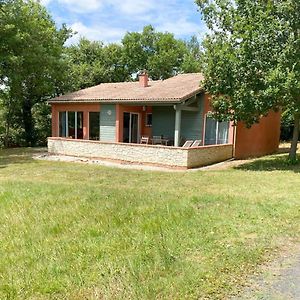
left=41, top=0, right=207, bottom=45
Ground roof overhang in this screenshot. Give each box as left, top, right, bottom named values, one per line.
left=48, top=88, right=204, bottom=105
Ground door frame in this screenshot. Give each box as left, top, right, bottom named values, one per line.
left=123, top=112, right=140, bottom=143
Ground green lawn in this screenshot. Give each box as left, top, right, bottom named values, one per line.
left=0, top=148, right=299, bottom=299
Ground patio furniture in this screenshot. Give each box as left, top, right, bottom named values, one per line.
left=191, top=140, right=202, bottom=147
left=182, top=140, right=193, bottom=148
left=152, top=136, right=163, bottom=145
left=140, top=136, right=150, bottom=144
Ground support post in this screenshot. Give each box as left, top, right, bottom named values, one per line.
left=174, top=106, right=182, bottom=147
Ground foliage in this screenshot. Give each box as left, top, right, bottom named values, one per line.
left=67, top=26, right=202, bottom=89
left=0, top=148, right=300, bottom=298
left=0, top=0, right=71, bottom=146
left=196, top=0, right=300, bottom=159
left=181, top=36, right=203, bottom=73
left=66, top=39, right=131, bottom=90
left=122, top=25, right=201, bottom=80
left=280, top=108, right=294, bottom=141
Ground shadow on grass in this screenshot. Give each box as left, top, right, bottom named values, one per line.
left=235, top=153, right=300, bottom=173
left=0, top=147, right=46, bottom=169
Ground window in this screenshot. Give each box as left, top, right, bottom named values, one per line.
left=89, top=112, right=100, bottom=140
left=59, top=112, right=67, bottom=137
left=204, top=116, right=229, bottom=145
left=145, top=113, right=152, bottom=127
left=58, top=111, right=83, bottom=139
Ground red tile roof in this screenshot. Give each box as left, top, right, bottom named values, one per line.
left=49, top=73, right=204, bottom=104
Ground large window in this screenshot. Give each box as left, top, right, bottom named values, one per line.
left=59, top=111, right=83, bottom=139
left=204, top=116, right=229, bottom=145
left=89, top=112, right=100, bottom=140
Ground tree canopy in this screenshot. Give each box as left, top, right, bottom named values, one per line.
left=0, top=0, right=71, bottom=146
left=67, top=25, right=202, bottom=90
left=196, top=0, right=300, bottom=159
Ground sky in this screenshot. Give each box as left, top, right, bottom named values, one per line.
left=40, top=0, right=207, bottom=45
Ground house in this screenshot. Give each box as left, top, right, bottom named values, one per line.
left=48, top=72, right=281, bottom=169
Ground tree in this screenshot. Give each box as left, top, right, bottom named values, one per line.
left=0, top=0, right=71, bottom=146
left=66, top=38, right=131, bottom=90
left=122, top=25, right=188, bottom=80
left=67, top=26, right=203, bottom=89
left=196, top=0, right=300, bottom=160
left=181, top=36, right=203, bottom=73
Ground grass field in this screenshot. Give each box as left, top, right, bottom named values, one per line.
left=0, top=148, right=299, bottom=299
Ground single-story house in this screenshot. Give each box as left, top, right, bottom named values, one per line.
left=48, top=72, right=281, bottom=169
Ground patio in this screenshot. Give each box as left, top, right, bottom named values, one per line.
left=48, top=137, right=234, bottom=169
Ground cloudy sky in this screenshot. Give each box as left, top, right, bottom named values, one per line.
left=40, top=0, right=207, bottom=45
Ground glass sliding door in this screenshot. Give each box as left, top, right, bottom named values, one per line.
left=58, top=111, right=84, bottom=139
left=59, top=112, right=67, bottom=137
left=123, top=112, right=130, bottom=142
left=68, top=111, right=76, bottom=138
left=217, top=121, right=229, bottom=144
left=77, top=112, right=84, bottom=139
left=130, top=113, right=139, bottom=143
left=204, top=117, right=217, bottom=145
left=123, top=112, right=139, bottom=143
left=89, top=112, right=100, bottom=140
left=205, top=116, right=229, bottom=145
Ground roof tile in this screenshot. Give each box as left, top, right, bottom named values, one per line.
left=49, top=73, right=204, bottom=103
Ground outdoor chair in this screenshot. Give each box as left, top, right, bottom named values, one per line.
left=191, top=140, right=202, bottom=147
left=140, top=136, right=150, bottom=144
left=182, top=140, right=193, bottom=148
left=152, top=135, right=163, bottom=145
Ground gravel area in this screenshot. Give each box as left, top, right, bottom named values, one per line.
left=234, top=244, right=300, bottom=300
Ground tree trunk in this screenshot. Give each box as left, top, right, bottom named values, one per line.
left=289, top=113, right=300, bottom=160
left=22, top=99, right=35, bottom=146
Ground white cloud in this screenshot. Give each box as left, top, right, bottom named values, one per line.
left=40, top=0, right=52, bottom=5
left=42, top=0, right=207, bottom=44
left=111, top=0, right=156, bottom=15
left=67, top=22, right=126, bottom=44
left=157, top=19, right=199, bottom=36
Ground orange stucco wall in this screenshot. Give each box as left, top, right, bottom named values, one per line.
left=51, top=103, right=100, bottom=139
left=116, top=104, right=152, bottom=142
left=234, top=110, right=281, bottom=159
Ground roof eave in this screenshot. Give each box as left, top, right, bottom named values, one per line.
left=47, top=88, right=204, bottom=105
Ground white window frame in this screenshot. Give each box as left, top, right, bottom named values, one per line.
left=204, top=114, right=229, bottom=145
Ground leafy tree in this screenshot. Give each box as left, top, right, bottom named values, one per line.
left=66, top=38, right=131, bottom=90
left=68, top=26, right=203, bottom=88
left=0, top=0, right=71, bottom=146
left=181, top=36, right=203, bottom=73
left=196, top=0, right=300, bottom=160
left=122, top=25, right=188, bottom=80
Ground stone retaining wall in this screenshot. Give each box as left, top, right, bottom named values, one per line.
left=48, top=138, right=233, bottom=169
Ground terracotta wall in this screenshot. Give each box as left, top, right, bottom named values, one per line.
left=51, top=103, right=100, bottom=139
left=234, top=110, right=281, bottom=159
left=116, top=104, right=152, bottom=142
